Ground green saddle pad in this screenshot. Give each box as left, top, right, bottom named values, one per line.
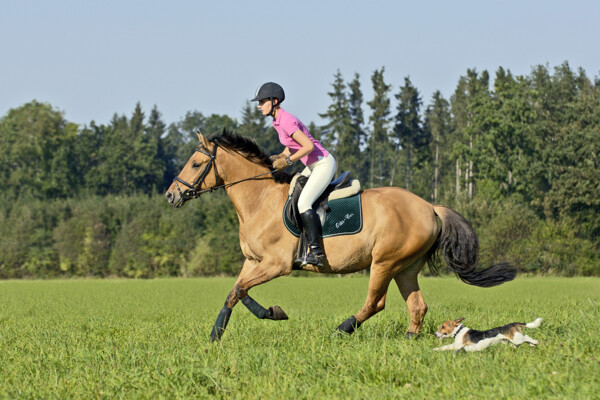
left=283, top=194, right=363, bottom=238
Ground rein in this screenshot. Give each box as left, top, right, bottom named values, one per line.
left=173, top=139, right=277, bottom=204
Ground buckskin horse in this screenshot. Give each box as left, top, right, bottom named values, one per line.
left=165, top=129, right=516, bottom=341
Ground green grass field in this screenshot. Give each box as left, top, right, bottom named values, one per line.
left=1, top=276, right=599, bottom=399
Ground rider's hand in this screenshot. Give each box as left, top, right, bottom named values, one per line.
left=271, top=154, right=289, bottom=170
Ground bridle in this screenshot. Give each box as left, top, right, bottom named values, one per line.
left=173, top=140, right=219, bottom=203
left=172, top=139, right=277, bottom=206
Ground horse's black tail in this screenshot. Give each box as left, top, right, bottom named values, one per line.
left=427, top=205, right=517, bottom=287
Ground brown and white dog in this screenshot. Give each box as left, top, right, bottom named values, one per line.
left=433, top=317, right=542, bottom=352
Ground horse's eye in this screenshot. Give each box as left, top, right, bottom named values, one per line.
left=192, top=162, right=200, bottom=168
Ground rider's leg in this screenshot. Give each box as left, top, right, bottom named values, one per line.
left=298, top=209, right=325, bottom=266
left=297, top=154, right=337, bottom=214
left=297, top=155, right=336, bottom=266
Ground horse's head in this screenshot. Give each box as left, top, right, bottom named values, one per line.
left=165, top=132, right=222, bottom=208
left=166, top=128, right=293, bottom=208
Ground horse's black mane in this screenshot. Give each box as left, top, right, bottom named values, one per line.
left=208, top=128, right=292, bottom=184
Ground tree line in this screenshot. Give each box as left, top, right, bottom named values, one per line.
left=0, top=61, right=598, bottom=278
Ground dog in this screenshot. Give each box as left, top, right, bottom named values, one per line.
left=433, top=317, right=542, bottom=352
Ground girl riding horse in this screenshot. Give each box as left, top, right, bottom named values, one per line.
left=253, top=82, right=336, bottom=268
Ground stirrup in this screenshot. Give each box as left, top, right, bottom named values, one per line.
left=298, top=251, right=325, bottom=267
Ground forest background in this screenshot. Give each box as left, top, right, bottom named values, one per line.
left=1, top=62, right=598, bottom=279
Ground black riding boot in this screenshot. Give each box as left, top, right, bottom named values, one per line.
left=297, top=209, right=325, bottom=267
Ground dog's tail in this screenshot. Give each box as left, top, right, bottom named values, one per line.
left=526, top=318, right=543, bottom=329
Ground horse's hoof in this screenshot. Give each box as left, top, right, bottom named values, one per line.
left=268, top=305, right=289, bottom=320
left=406, top=332, right=421, bottom=340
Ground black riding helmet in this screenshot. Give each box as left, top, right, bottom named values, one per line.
left=252, top=82, right=285, bottom=103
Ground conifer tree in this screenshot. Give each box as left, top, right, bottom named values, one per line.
left=450, top=69, right=490, bottom=201
left=348, top=73, right=367, bottom=181
left=130, top=102, right=145, bottom=137
left=76, top=122, right=105, bottom=195
left=127, top=103, right=164, bottom=192
left=393, top=76, right=425, bottom=190
left=529, top=63, right=600, bottom=239
left=475, top=67, right=535, bottom=198
left=319, top=69, right=351, bottom=151
left=90, top=114, right=128, bottom=194
left=424, top=91, right=451, bottom=203
left=147, top=106, right=168, bottom=190
left=162, top=122, right=187, bottom=180
left=366, top=67, right=392, bottom=188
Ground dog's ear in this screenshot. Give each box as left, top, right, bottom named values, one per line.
left=456, top=317, right=465, bottom=323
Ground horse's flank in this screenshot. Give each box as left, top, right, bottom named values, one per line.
left=214, top=133, right=438, bottom=276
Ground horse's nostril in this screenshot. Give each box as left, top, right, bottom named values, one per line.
left=165, top=191, right=173, bottom=202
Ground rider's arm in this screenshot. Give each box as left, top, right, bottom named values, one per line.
left=288, top=130, right=314, bottom=162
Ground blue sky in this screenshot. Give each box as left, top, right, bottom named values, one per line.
left=1, top=0, right=599, bottom=128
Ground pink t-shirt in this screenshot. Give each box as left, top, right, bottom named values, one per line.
left=272, top=109, right=329, bottom=166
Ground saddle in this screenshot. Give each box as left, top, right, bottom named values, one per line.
left=284, top=172, right=362, bottom=269
left=285, top=171, right=360, bottom=230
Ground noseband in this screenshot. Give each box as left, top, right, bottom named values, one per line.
left=172, top=139, right=277, bottom=205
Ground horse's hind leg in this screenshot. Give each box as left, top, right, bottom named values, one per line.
left=394, top=259, right=428, bottom=338
left=337, top=267, right=392, bottom=334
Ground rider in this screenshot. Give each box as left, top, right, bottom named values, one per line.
left=252, top=82, right=336, bottom=267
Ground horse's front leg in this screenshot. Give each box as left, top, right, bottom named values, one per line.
left=210, top=257, right=291, bottom=341
left=209, top=259, right=252, bottom=342
left=208, top=287, right=237, bottom=342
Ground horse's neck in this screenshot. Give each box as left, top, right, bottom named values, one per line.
left=222, top=155, right=288, bottom=222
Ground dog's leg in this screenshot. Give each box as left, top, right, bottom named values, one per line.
left=510, top=332, right=539, bottom=347
left=510, top=332, right=525, bottom=346
left=522, top=335, right=539, bottom=346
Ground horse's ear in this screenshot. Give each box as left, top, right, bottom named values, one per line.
left=197, top=131, right=210, bottom=147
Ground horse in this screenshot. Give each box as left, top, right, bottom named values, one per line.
left=165, top=129, right=516, bottom=341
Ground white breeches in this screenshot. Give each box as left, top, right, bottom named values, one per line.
left=297, top=154, right=337, bottom=213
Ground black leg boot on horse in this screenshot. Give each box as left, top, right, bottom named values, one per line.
left=297, top=209, right=326, bottom=267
